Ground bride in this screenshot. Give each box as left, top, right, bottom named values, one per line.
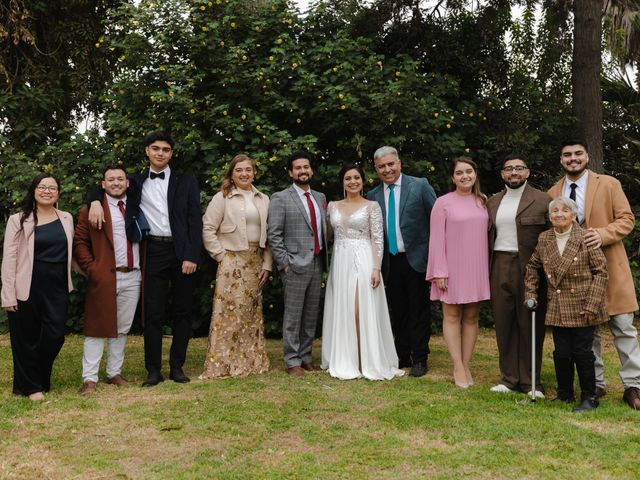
left=321, top=163, right=404, bottom=380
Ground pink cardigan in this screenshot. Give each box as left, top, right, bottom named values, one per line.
left=1, top=210, right=75, bottom=307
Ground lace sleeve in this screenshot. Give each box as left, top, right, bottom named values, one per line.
left=369, top=201, right=384, bottom=270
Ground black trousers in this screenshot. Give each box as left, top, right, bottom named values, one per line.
left=143, top=239, right=197, bottom=374
left=552, top=325, right=595, bottom=359
left=386, top=253, right=431, bottom=363
left=8, top=261, right=68, bottom=395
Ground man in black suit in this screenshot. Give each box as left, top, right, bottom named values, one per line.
left=89, top=130, right=202, bottom=386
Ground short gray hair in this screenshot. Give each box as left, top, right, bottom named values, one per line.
left=549, top=196, right=578, bottom=218
left=373, top=146, right=399, bottom=162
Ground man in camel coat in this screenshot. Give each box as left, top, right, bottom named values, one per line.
left=548, top=140, right=640, bottom=410
left=74, top=165, right=143, bottom=394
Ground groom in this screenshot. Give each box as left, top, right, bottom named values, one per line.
left=267, top=152, right=328, bottom=377
left=368, top=146, right=437, bottom=377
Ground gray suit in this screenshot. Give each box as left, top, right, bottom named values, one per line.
left=368, top=174, right=436, bottom=364
left=268, top=185, right=327, bottom=367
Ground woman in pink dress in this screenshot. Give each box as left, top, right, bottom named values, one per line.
left=426, top=157, right=490, bottom=388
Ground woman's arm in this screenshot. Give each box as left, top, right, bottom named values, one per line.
left=202, top=193, right=227, bottom=262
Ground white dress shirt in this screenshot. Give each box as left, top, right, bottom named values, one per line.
left=562, top=170, right=588, bottom=223
left=293, top=183, right=323, bottom=249
left=106, top=194, right=140, bottom=268
left=141, top=166, right=172, bottom=236
left=383, top=173, right=406, bottom=253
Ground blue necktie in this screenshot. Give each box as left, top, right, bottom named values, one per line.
left=388, top=184, right=398, bottom=255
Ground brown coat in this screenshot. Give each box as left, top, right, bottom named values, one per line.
left=549, top=170, right=638, bottom=316
left=73, top=198, right=122, bottom=338
left=525, top=226, right=608, bottom=327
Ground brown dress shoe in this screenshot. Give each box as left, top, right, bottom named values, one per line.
left=287, top=366, right=305, bottom=377
left=106, top=375, right=128, bottom=386
left=595, top=386, right=606, bottom=399
left=81, top=380, right=97, bottom=396
left=623, top=387, right=640, bottom=410
left=301, top=362, right=317, bottom=372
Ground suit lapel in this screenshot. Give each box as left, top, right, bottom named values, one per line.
left=516, top=185, right=535, bottom=218
left=488, top=190, right=505, bottom=224
left=584, top=170, right=598, bottom=226
left=167, top=170, right=178, bottom=211
left=399, top=175, right=412, bottom=218
left=550, top=227, right=581, bottom=284
left=102, top=196, right=114, bottom=250
left=289, top=186, right=312, bottom=229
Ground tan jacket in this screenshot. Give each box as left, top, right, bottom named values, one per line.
left=548, top=170, right=638, bottom=315
left=202, top=186, right=273, bottom=271
left=525, top=226, right=608, bottom=327
left=1, top=210, right=75, bottom=307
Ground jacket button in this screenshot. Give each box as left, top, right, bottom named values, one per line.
left=556, top=289, right=561, bottom=294
left=574, top=257, right=578, bottom=261
left=571, top=289, right=575, bottom=293
left=547, top=274, right=552, bottom=279
left=110, top=268, right=115, bottom=273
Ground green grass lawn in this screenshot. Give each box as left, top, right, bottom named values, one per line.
left=1, top=328, right=638, bottom=479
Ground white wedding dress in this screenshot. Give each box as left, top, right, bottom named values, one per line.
left=321, top=200, right=404, bottom=380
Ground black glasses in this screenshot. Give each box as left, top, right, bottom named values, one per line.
left=502, top=166, right=528, bottom=173
left=36, top=185, right=59, bottom=192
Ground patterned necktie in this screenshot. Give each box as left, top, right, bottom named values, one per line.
left=117, top=200, right=134, bottom=269
left=569, top=183, right=577, bottom=201
left=304, top=192, right=320, bottom=256
left=388, top=184, right=398, bottom=255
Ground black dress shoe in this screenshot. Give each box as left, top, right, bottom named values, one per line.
left=398, top=358, right=412, bottom=369
left=169, top=368, right=191, bottom=383
left=409, top=360, right=428, bottom=377
left=573, top=396, right=599, bottom=413
left=142, top=372, right=164, bottom=387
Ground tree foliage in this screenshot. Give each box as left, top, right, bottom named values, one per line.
left=0, top=0, right=636, bottom=334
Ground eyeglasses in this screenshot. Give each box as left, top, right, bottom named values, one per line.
left=36, top=185, right=59, bottom=192
left=502, top=166, right=528, bottom=173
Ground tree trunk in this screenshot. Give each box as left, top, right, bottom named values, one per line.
left=572, top=0, right=604, bottom=173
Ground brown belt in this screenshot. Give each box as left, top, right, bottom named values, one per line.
left=115, top=266, right=139, bottom=273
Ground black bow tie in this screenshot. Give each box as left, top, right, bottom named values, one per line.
left=150, top=171, right=165, bottom=180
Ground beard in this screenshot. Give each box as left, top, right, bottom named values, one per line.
left=505, top=178, right=527, bottom=189
left=294, top=177, right=311, bottom=186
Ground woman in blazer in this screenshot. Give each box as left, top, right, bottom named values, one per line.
left=1, top=173, right=74, bottom=400
left=525, top=196, right=608, bottom=412
left=199, top=154, right=272, bottom=379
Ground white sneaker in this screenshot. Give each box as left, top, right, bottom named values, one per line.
left=490, top=384, right=516, bottom=393
left=528, top=390, right=545, bottom=399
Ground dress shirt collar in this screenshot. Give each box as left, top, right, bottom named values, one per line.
left=106, top=193, right=127, bottom=207
left=384, top=173, right=403, bottom=192
left=148, top=165, right=171, bottom=180
left=292, top=182, right=312, bottom=197
left=566, top=169, right=589, bottom=190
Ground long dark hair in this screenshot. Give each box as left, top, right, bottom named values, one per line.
left=220, top=154, right=255, bottom=197
left=449, top=156, right=486, bottom=206
left=338, top=163, right=366, bottom=186
left=19, top=173, right=61, bottom=230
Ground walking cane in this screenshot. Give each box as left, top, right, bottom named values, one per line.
left=526, top=299, right=537, bottom=403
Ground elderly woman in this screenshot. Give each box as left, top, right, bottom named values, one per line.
left=199, top=154, right=272, bottom=379
left=1, top=173, right=74, bottom=400
left=426, top=157, right=490, bottom=388
left=525, top=197, right=608, bottom=412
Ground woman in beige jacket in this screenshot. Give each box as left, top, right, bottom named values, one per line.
left=1, top=173, right=74, bottom=400
left=199, top=154, right=272, bottom=379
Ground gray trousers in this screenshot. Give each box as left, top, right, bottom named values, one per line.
left=282, top=256, right=323, bottom=367
left=593, top=312, right=640, bottom=389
